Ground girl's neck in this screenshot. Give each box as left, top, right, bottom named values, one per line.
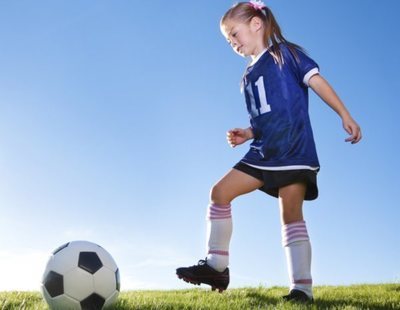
left=250, top=47, right=268, bottom=66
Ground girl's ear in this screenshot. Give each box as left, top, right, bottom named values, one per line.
left=250, top=16, right=263, bottom=32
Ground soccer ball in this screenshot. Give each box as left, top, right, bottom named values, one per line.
left=41, top=240, right=120, bottom=310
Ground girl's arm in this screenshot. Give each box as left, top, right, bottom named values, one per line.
left=309, top=74, right=362, bottom=144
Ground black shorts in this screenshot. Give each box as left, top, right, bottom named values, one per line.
left=233, top=162, right=319, bottom=201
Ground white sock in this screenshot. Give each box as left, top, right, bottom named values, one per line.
left=282, top=221, right=313, bottom=298
left=205, top=203, right=232, bottom=272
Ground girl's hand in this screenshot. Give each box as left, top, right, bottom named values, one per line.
left=227, top=127, right=254, bottom=147
left=343, top=116, right=362, bottom=144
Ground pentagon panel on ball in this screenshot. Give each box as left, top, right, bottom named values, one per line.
left=41, top=240, right=121, bottom=310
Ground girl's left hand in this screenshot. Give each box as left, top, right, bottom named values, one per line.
left=343, top=116, right=362, bottom=144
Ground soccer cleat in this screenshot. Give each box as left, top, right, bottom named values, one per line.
left=282, top=289, right=314, bottom=303
left=176, top=259, right=229, bottom=292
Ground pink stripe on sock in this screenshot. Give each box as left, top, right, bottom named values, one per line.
left=283, top=222, right=306, bottom=233
left=210, top=205, right=231, bottom=210
left=209, top=209, right=231, bottom=215
left=208, top=250, right=229, bottom=256
left=284, top=231, right=308, bottom=242
left=209, top=215, right=232, bottom=220
left=207, top=204, right=232, bottom=220
left=282, top=221, right=309, bottom=247
left=283, top=225, right=307, bottom=233
left=209, top=208, right=231, bottom=215
left=285, top=232, right=309, bottom=240
left=285, top=228, right=307, bottom=236
left=293, top=278, right=313, bottom=285
left=208, top=209, right=231, bottom=214
left=283, top=234, right=309, bottom=246
left=208, top=212, right=231, bottom=219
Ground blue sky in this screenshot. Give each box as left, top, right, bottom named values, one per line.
left=0, top=0, right=399, bottom=291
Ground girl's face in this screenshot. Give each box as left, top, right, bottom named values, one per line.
left=221, top=17, right=265, bottom=58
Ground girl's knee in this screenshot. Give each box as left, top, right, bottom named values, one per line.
left=209, top=183, right=231, bottom=205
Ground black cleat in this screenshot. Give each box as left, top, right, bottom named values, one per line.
left=282, top=289, right=314, bottom=303
left=176, top=259, right=229, bottom=292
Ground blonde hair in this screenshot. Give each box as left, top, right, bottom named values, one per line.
left=221, top=2, right=304, bottom=65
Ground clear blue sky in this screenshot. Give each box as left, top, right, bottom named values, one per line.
left=0, top=0, right=399, bottom=291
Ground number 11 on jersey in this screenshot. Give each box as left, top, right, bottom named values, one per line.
left=246, top=76, right=271, bottom=117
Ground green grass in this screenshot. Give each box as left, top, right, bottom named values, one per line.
left=1, top=284, right=399, bottom=309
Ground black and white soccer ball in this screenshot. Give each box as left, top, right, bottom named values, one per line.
left=41, top=240, right=120, bottom=310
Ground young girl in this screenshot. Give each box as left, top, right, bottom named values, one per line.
left=177, top=0, right=361, bottom=302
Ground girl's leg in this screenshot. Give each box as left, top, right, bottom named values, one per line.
left=206, top=168, right=263, bottom=271
left=279, top=183, right=313, bottom=299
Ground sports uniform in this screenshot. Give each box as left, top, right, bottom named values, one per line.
left=177, top=44, right=319, bottom=300
left=235, top=43, right=320, bottom=200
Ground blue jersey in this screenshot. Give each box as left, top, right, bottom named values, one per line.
left=241, top=43, right=320, bottom=170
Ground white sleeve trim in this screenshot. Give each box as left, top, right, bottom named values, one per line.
left=303, top=68, right=319, bottom=87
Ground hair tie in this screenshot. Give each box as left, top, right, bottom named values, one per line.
left=248, top=0, right=267, bottom=11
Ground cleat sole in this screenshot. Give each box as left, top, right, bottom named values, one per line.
left=177, top=273, right=227, bottom=292
left=177, top=274, right=200, bottom=286
left=176, top=263, right=229, bottom=293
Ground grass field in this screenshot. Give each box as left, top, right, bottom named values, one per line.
left=0, top=284, right=399, bottom=309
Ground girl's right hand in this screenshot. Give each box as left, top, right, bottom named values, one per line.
left=227, top=127, right=254, bottom=147
left=342, top=115, right=362, bottom=144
